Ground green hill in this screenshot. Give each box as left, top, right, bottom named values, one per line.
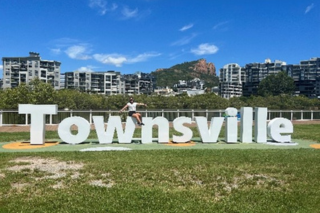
left=151, top=59, right=219, bottom=89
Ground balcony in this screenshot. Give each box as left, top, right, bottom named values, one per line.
left=40, top=63, right=49, bottom=68
left=11, top=65, right=19, bottom=70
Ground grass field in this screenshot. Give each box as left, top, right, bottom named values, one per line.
left=0, top=124, right=319, bottom=212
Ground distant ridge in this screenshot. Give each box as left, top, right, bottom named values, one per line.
left=151, top=59, right=219, bottom=89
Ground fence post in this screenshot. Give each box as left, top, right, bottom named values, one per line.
left=0, top=110, right=2, bottom=126
left=301, top=110, right=303, bottom=120
left=290, top=110, right=293, bottom=121
left=162, top=109, right=164, bottom=117
left=49, top=114, right=52, bottom=125
left=177, top=109, right=180, bottom=118
left=25, top=114, right=28, bottom=125
left=192, top=109, right=194, bottom=121
left=89, top=109, right=92, bottom=124
left=206, top=109, right=208, bottom=121
left=311, top=110, right=313, bottom=120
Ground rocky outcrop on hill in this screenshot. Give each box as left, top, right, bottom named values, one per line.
left=192, top=59, right=216, bottom=75
left=155, top=68, right=164, bottom=72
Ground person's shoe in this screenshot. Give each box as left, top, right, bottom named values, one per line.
left=137, top=122, right=142, bottom=126
left=140, top=123, right=145, bottom=125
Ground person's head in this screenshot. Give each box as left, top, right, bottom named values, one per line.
left=129, top=97, right=134, bottom=103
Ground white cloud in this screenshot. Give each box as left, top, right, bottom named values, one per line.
left=0, top=65, right=3, bottom=70
left=171, top=33, right=197, bottom=46
left=89, top=0, right=106, bottom=15
left=89, top=0, right=118, bottom=15
left=191, top=43, right=219, bottom=55
left=93, top=52, right=160, bottom=67
left=305, top=3, right=314, bottom=14
left=93, top=54, right=127, bottom=67
left=168, top=50, right=187, bottom=60
left=121, top=7, right=138, bottom=19
left=213, top=21, right=229, bottom=30
left=180, top=23, right=193, bottom=32
left=77, top=66, right=95, bottom=72
left=109, top=3, right=118, bottom=11
left=50, top=48, right=61, bottom=55
left=49, top=38, right=81, bottom=52
left=127, top=52, right=161, bottom=63
left=65, top=45, right=92, bottom=60
left=89, top=1, right=149, bottom=20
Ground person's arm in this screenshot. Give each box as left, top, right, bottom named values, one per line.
left=119, top=104, right=128, bottom=113
left=137, top=102, right=147, bottom=107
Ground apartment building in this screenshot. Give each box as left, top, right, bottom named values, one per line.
left=242, top=59, right=286, bottom=97
left=219, top=63, right=245, bottom=99
left=173, top=78, right=205, bottom=95
left=122, top=72, right=155, bottom=95
left=1, top=52, right=61, bottom=89
left=60, top=73, right=65, bottom=89
left=64, top=71, right=155, bottom=95
left=284, top=57, right=320, bottom=98
left=64, top=71, right=123, bottom=95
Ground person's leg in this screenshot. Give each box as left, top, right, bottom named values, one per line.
left=132, top=113, right=142, bottom=124
left=136, top=113, right=144, bottom=125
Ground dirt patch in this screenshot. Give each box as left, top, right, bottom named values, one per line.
left=5, top=157, right=84, bottom=191
left=4, top=157, right=115, bottom=191
left=89, top=179, right=114, bottom=188
left=8, top=157, right=84, bottom=179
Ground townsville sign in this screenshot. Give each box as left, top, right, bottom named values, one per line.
left=17, top=104, right=293, bottom=145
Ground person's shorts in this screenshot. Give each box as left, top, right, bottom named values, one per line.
left=129, top=111, right=136, bottom=116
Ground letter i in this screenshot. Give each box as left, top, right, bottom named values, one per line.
left=240, top=107, right=253, bottom=143
left=254, top=107, right=267, bottom=143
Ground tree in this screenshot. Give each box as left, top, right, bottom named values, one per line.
left=1, top=84, right=32, bottom=109
left=29, top=78, right=56, bottom=104
left=257, top=72, right=296, bottom=97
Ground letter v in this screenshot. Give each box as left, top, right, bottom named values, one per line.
left=195, top=116, right=224, bottom=143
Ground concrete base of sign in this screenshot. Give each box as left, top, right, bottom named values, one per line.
left=80, top=147, right=132, bottom=151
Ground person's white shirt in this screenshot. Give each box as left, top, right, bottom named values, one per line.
left=127, top=102, right=137, bottom=111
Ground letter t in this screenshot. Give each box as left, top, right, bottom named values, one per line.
left=18, top=104, right=58, bottom=145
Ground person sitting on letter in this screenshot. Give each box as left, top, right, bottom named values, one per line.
left=119, top=97, right=147, bottom=126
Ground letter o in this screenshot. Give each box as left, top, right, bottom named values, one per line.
left=58, top=117, right=90, bottom=144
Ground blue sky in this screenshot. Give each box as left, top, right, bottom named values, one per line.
left=0, top=0, right=319, bottom=77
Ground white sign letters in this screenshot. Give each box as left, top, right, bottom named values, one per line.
left=18, top=104, right=294, bottom=145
